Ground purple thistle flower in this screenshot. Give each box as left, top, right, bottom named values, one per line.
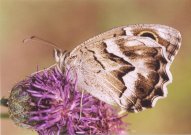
left=8, top=67, right=127, bottom=135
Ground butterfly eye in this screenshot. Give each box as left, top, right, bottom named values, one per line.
left=138, top=31, right=158, bottom=42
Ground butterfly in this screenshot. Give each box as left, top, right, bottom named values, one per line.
left=53, top=24, right=181, bottom=113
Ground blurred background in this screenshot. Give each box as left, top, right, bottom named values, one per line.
left=0, top=0, right=191, bottom=134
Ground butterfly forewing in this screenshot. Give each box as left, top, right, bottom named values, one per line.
left=60, top=24, right=181, bottom=112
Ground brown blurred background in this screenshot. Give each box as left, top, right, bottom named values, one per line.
left=1, top=0, right=191, bottom=135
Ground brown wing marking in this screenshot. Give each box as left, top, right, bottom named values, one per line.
left=113, top=37, right=170, bottom=112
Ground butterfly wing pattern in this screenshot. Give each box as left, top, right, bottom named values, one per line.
left=57, top=24, right=181, bottom=112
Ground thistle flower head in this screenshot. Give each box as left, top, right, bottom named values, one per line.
left=8, top=67, right=127, bottom=135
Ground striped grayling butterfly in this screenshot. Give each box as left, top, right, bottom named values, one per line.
left=38, top=24, right=182, bottom=113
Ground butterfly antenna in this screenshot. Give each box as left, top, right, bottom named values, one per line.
left=23, top=36, right=62, bottom=51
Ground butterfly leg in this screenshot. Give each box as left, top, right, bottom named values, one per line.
left=79, top=89, right=85, bottom=119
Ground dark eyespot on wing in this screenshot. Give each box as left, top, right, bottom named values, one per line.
left=139, top=32, right=157, bottom=41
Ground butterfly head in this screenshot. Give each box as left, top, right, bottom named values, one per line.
left=124, top=24, right=182, bottom=61
left=54, top=49, right=70, bottom=72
